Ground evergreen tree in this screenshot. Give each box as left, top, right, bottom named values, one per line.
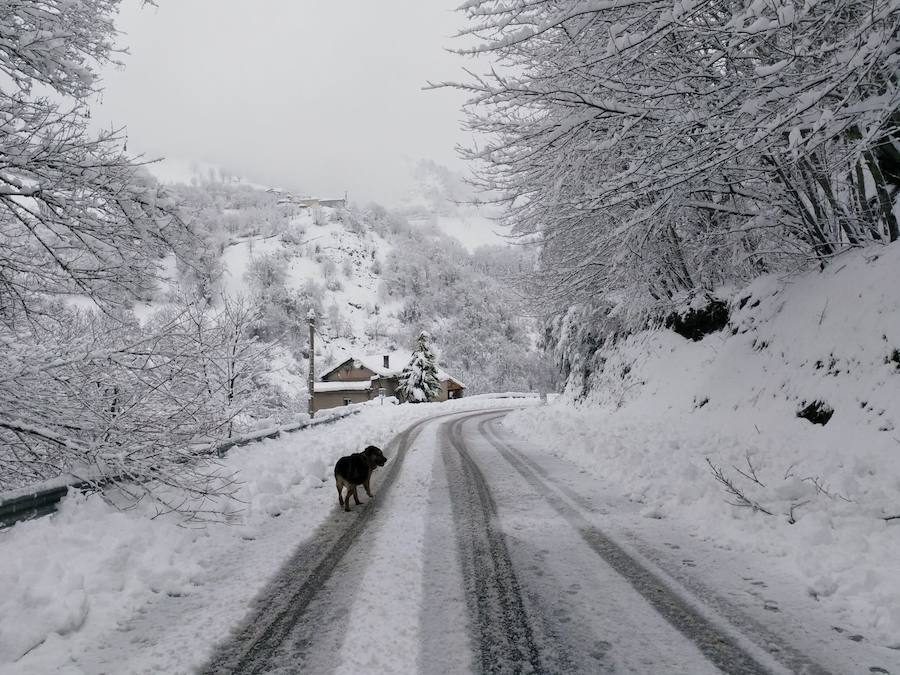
left=397, top=331, right=441, bottom=403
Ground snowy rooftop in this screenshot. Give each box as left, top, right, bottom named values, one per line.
left=313, top=380, right=372, bottom=393
left=324, top=350, right=465, bottom=387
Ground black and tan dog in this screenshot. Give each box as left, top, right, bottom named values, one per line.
left=334, top=445, right=387, bottom=512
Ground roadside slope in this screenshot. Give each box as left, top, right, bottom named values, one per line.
left=504, top=243, right=900, bottom=647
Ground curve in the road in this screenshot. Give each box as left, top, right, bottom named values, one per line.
left=200, top=407, right=526, bottom=674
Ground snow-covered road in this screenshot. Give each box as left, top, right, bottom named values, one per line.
left=197, top=408, right=896, bottom=674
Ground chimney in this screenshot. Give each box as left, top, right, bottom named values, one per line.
left=383, top=355, right=390, bottom=369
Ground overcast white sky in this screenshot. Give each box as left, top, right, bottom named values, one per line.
left=95, top=1, right=476, bottom=204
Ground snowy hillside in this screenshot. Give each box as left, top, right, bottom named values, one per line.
left=141, top=172, right=404, bottom=405
left=502, top=243, right=900, bottom=645
left=139, top=162, right=544, bottom=407
left=218, top=215, right=398, bottom=355
left=406, top=212, right=505, bottom=253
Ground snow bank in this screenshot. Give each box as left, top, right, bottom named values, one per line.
left=0, top=493, right=202, bottom=664
left=504, top=243, right=900, bottom=646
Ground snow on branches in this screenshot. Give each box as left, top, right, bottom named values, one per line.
left=0, top=296, right=268, bottom=519
left=1, top=0, right=189, bottom=320
left=0, top=2, right=256, bottom=519
left=0, top=0, right=123, bottom=97
left=446, top=0, right=900, bottom=324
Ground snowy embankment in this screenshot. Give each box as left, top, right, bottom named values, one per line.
left=0, top=397, right=517, bottom=673
left=503, top=244, right=900, bottom=647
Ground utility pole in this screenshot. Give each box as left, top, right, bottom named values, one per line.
left=307, top=310, right=316, bottom=417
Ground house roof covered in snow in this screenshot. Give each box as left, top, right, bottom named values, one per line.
left=319, top=350, right=466, bottom=388
left=313, top=380, right=373, bottom=393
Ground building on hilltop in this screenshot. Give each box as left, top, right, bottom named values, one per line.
left=264, top=188, right=348, bottom=210
left=311, top=352, right=465, bottom=413
left=296, top=195, right=347, bottom=209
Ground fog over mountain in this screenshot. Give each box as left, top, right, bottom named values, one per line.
left=94, top=0, right=478, bottom=204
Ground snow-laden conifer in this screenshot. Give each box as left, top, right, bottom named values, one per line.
left=397, top=331, right=442, bottom=403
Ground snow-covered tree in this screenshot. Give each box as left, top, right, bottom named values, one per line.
left=442, top=0, right=900, bottom=390
left=444, top=0, right=899, bottom=312
left=0, top=2, right=275, bottom=518
left=0, top=0, right=188, bottom=321
left=397, top=331, right=442, bottom=403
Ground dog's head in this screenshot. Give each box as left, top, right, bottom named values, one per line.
left=364, top=445, right=387, bottom=468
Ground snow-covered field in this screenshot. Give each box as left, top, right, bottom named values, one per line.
left=0, top=397, right=524, bottom=673
left=503, top=243, right=900, bottom=648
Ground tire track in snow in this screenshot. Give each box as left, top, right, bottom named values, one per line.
left=441, top=413, right=548, bottom=674
left=201, top=412, right=434, bottom=674
left=479, top=414, right=833, bottom=675
left=417, top=426, right=478, bottom=674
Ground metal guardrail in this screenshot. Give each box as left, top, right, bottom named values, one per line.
left=0, top=407, right=361, bottom=529
left=0, top=483, right=82, bottom=529
left=209, top=407, right=361, bottom=456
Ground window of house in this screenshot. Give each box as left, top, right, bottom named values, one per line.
left=343, top=398, right=352, bottom=406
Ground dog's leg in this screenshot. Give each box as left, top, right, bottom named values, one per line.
left=351, top=485, right=362, bottom=505
left=335, top=478, right=344, bottom=507
left=363, top=475, right=373, bottom=498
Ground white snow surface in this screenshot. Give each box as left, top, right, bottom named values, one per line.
left=219, top=211, right=397, bottom=354
left=0, top=397, right=528, bottom=673
left=6, top=233, right=900, bottom=669
left=503, top=243, right=900, bottom=648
